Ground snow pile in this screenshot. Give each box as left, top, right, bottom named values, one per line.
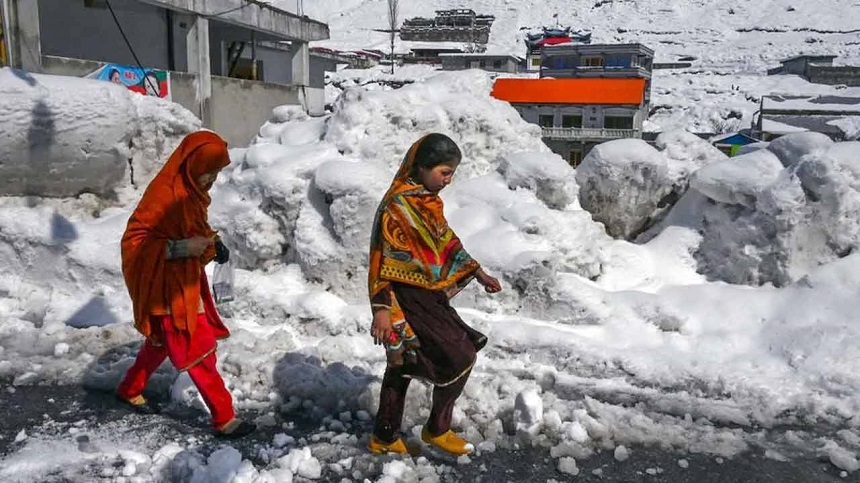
left=213, top=70, right=610, bottom=308
left=690, top=149, right=784, bottom=207
left=767, top=131, right=833, bottom=167
left=658, top=134, right=860, bottom=285
left=576, top=135, right=723, bottom=240
left=0, top=68, right=200, bottom=199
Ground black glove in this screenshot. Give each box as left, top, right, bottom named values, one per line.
left=214, top=239, right=230, bottom=264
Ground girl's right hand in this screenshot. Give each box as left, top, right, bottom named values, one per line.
left=371, top=310, right=393, bottom=346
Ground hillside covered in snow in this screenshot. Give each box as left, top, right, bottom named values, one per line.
left=275, top=0, right=860, bottom=133
left=276, top=0, right=860, bottom=67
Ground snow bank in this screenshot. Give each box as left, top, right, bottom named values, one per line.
left=213, top=69, right=610, bottom=307
left=766, top=131, right=833, bottom=167
left=659, top=134, right=860, bottom=286
left=576, top=134, right=723, bottom=240
left=0, top=68, right=200, bottom=199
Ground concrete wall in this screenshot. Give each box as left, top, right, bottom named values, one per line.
left=514, top=104, right=643, bottom=130
left=781, top=58, right=808, bottom=76
left=40, top=55, right=322, bottom=146
left=209, top=74, right=301, bottom=146
left=37, top=0, right=189, bottom=70
left=808, top=65, right=860, bottom=87
left=440, top=56, right=519, bottom=72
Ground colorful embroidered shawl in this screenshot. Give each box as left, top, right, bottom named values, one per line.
left=368, top=135, right=480, bottom=366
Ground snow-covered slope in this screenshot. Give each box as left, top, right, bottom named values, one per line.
left=274, top=0, right=860, bottom=67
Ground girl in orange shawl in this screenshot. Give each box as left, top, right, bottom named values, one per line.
left=116, top=131, right=255, bottom=439
left=367, top=133, right=502, bottom=456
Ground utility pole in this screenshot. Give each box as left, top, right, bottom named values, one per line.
left=387, top=0, right=398, bottom=75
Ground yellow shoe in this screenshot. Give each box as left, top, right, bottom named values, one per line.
left=368, top=435, right=409, bottom=455
left=421, top=428, right=474, bottom=456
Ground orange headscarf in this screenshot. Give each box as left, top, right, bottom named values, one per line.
left=368, top=135, right=479, bottom=312
left=121, top=131, right=230, bottom=338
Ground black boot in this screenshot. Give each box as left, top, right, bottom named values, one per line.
left=116, top=394, right=161, bottom=415
left=215, top=419, right=256, bottom=439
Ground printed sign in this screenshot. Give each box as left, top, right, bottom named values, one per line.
left=87, top=63, right=171, bottom=100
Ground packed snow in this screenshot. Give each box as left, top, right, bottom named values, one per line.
left=4, top=43, right=860, bottom=483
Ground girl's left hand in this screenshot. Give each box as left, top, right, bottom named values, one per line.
left=476, top=268, right=502, bottom=293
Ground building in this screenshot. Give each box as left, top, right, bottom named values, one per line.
left=440, top=53, right=521, bottom=73
left=768, top=54, right=860, bottom=87
left=753, top=94, right=860, bottom=141
left=1, top=0, right=330, bottom=146
left=523, top=27, right=591, bottom=73
left=492, top=77, right=648, bottom=166
left=310, top=47, right=381, bottom=69
left=710, top=132, right=759, bottom=156
left=540, top=43, right=654, bottom=106
left=400, top=9, right=495, bottom=44
left=404, top=43, right=465, bottom=64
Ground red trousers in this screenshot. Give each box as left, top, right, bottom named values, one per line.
left=117, top=315, right=235, bottom=429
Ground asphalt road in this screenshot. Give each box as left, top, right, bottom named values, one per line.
left=0, top=385, right=853, bottom=483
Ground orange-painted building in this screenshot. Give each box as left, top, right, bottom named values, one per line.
left=491, top=76, right=650, bottom=166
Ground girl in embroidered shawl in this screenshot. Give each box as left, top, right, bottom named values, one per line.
left=116, top=131, right=255, bottom=439
left=367, top=133, right=502, bottom=456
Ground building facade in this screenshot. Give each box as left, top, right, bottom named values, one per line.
left=492, top=77, right=648, bottom=166
left=540, top=43, right=654, bottom=105
left=768, top=55, right=860, bottom=87
left=440, top=53, right=520, bottom=73
left=754, top=94, right=860, bottom=141
left=1, top=0, right=330, bottom=145
left=400, top=9, right=494, bottom=44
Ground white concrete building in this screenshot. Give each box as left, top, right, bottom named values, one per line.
left=1, top=0, right=331, bottom=145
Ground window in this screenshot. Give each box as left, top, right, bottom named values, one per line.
left=569, top=150, right=583, bottom=168
left=538, top=115, right=555, bottom=128
left=581, top=56, right=604, bottom=67
left=470, top=60, right=481, bottom=69
left=604, top=116, right=634, bottom=129
left=531, top=57, right=541, bottom=67
left=562, top=115, right=582, bottom=128
left=605, top=54, right=631, bottom=68
left=493, top=59, right=502, bottom=70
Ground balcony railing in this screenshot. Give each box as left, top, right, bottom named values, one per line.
left=541, top=127, right=640, bottom=140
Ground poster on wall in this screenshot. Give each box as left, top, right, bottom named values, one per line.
left=87, top=63, right=171, bottom=100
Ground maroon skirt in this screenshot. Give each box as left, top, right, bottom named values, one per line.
left=392, top=283, right=487, bottom=386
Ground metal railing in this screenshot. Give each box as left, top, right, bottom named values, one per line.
left=541, top=127, right=640, bottom=140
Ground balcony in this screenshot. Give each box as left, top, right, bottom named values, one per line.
left=541, top=127, right=641, bottom=140
left=540, top=66, right=652, bottom=79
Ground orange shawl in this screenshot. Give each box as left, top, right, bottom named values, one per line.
left=368, top=135, right=479, bottom=323
left=121, top=131, right=230, bottom=338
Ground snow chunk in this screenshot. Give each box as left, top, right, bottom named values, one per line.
left=498, top=151, right=578, bottom=209
left=822, top=440, right=860, bottom=472
left=691, top=149, right=783, bottom=207
left=576, top=139, right=677, bottom=239
left=514, top=389, right=544, bottom=435
left=614, top=445, right=630, bottom=462
left=277, top=447, right=322, bottom=479
left=767, top=132, right=833, bottom=167
left=557, top=456, right=579, bottom=476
